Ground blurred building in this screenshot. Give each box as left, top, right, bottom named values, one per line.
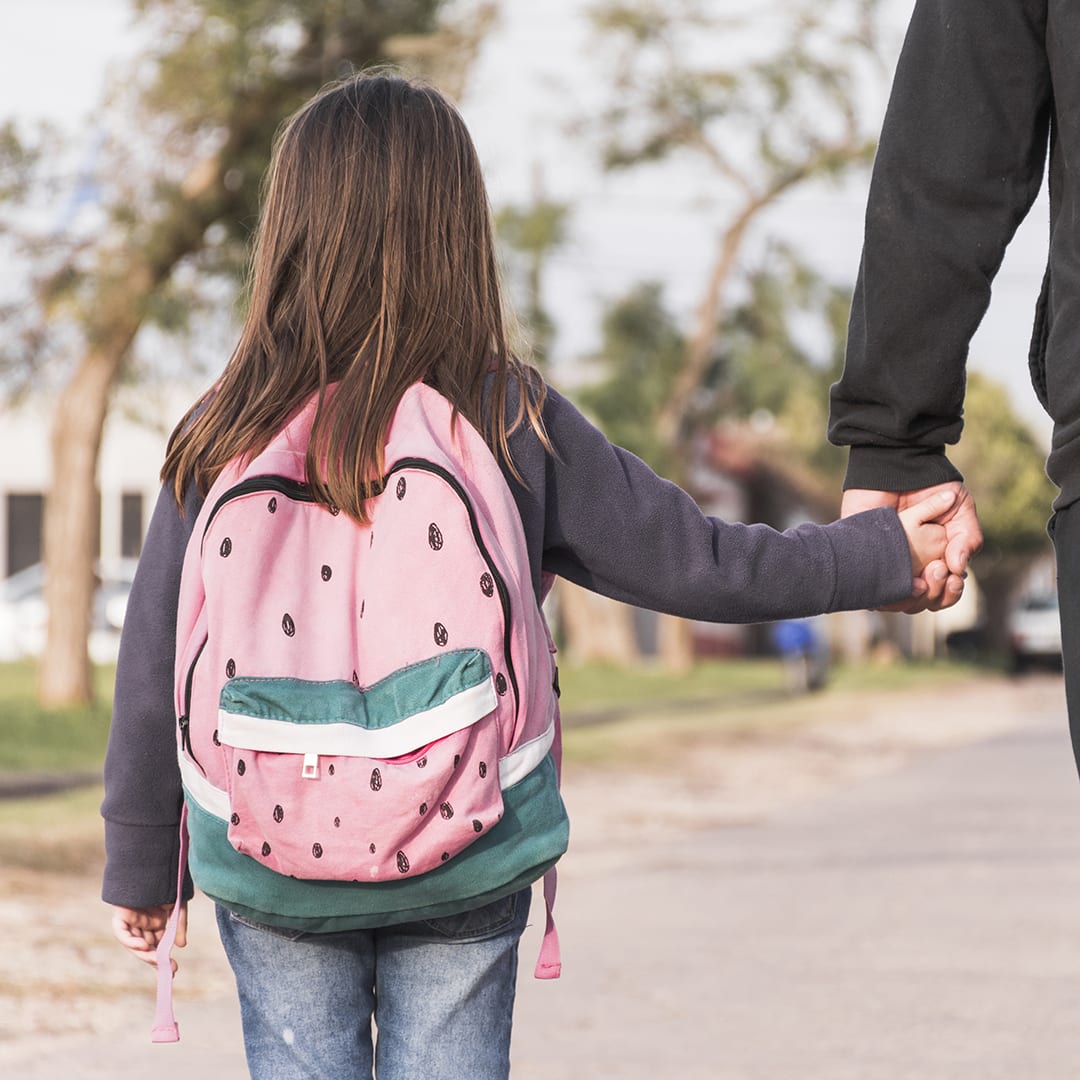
left=0, top=385, right=190, bottom=578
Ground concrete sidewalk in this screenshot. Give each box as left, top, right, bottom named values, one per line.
left=13, top=678, right=1080, bottom=1078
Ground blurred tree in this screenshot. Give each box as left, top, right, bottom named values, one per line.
left=950, top=373, right=1055, bottom=654
left=495, top=169, right=570, bottom=370
left=580, top=0, right=886, bottom=668
left=582, top=247, right=851, bottom=496
left=2, top=0, right=496, bottom=705
left=587, top=0, right=886, bottom=477
left=720, top=243, right=852, bottom=491
left=577, top=281, right=685, bottom=476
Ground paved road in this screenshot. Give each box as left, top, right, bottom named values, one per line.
left=16, top=677, right=1080, bottom=1078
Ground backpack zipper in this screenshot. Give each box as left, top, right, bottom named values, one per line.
left=202, top=475, right=316, bottom=547
left=200, top=461, right=520, bottom=718
left=178, top=636, right=208, bottom=774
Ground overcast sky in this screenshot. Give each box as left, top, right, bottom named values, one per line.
left=0, top=0, right=1054, bottom=441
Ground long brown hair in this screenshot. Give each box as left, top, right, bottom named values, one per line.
left=163, top=71, right=546, bottom=519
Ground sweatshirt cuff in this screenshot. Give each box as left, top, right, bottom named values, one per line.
left=843, top=445, right=963, bottom=493
left=827, top=507, right=915, bottom=611
left=101, top=819, right=193, bottom=908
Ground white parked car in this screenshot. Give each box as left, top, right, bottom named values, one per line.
left=0, top=558, right=138, bottom=665
left=1007, top=593, right=1062, bottom=673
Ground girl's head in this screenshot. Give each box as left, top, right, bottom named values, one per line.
left=165, top=71, right=543, bottom=516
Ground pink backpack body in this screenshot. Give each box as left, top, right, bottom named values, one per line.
left=153, top=383, right=567, bottom=1042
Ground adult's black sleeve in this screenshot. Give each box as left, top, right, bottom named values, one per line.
left=828, top=0, right=1051, bottom=491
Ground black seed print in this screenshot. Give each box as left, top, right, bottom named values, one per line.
left=433, top=622, right=448, bottom=647
left=321, top=564, right=332, bottom=581
left=273, top=805, right=284, bottom=823
left=417, top=757, right=427, bottom=769
left=312, top=843, right=323, bottom=859
left=369, top=532, right=374, bottom=548
left=441, top=852, right=450, bottom=862
left=261, top=841, right=271, bottom=857
left=440, top=802, right=454, bottom=820
left=360, top=600, right=365, bottom=619
left=212, top=729, right=221, bottom=746
left=454, top=754, right=461, bottom=769
left=370, top=768, right=382, bottom=792
left=334, top=816, right=341, bottom=828
left=396, top=851, right=410, bottom=874
left=480, top=572, right=494, bottom=597
left=396, top=477, right=407, bottom=500
left=230, top=813, right=239, bottom=826
left=282, top=613, right=296, bottom=637
left=226, top=658, right=236, bottom=678
left=479, top=761, right=488, bottom=779
left=329, top=504, right=340, bottom=516
left=237, top=759, right=246, bottom=777
left=328, top=763, right=335, bottom=776
left=472, top=820, right=483, bottom=833
left=428, top=523, right=444, bottom=551
left=352, top=670, right=360, bottom=687
left=219, top=537, right=232, bottom=558
left=495, top=673, right=508, bottom=696
left=267, top=497, right=277, bottom=514
left=419, top=802, right=428, bottom=816
left=369, top=843, right=377, bottom=854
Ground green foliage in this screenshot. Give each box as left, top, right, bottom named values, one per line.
left=719, top=244, right=850, bottom=482
left=587, top=0, right=882, bottom=183
left=951, top=372, right=1055, bottom=558
left=0, top=663, right=114, bottom=771
left=0, top=121, right=43, bottom=204
left=579, top=248, right=851, bottom=484
left=496, top=195, right=571, bottom=368
left=576, top=282, right=686, bottom=474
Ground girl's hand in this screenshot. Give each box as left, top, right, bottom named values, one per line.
left=896, top=489, right=958, bottom=580
left=111, top=902, right=187, bottom=975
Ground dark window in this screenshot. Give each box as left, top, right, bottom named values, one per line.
left=6, top=493, right=44, bottom=576
left=121, top=492, right=144, bottom=558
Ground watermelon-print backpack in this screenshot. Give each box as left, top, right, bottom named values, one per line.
left=150, top=382, right=568, bottom=1042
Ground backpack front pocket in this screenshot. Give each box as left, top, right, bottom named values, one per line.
left=217, top=649, right=504, bottom=881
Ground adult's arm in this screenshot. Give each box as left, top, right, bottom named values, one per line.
left=828, top=0, right=1052, bottom=491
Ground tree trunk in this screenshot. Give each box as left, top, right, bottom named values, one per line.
left=556, top=580, right=641, bottom=667
left=656, top=613, right=694, bottom=672
left=978, top=558, right=1029, bottom=659
left=39, top=346, right=126, bottom=705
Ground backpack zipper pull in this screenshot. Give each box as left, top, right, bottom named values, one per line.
left=178, top=715, right=204, bottom=772
left=302, top=753, right=320, bottom=780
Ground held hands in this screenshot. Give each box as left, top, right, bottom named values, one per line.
left=897, top=489, right=956, bottom=577
left=111, top=902, right=187, bottom=975
left=843, top=482, right=983, bottom=613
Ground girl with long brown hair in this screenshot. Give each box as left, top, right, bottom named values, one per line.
left=104, top=71, right=951, bottom=1079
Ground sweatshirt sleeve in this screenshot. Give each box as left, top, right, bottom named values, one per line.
left=515, top=386, right=914, bottom=621
left=828, top=0, right=1051, bottom=491
left=101, top=482, right=202, bottom=908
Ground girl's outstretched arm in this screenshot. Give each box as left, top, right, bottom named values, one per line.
left=506, top=384, right=916, bottom=622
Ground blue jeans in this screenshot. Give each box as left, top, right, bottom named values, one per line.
left=215, top=888, right=530, bottom=1080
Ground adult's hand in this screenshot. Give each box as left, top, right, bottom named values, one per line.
left=841, top=482, right=982, bottom=613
